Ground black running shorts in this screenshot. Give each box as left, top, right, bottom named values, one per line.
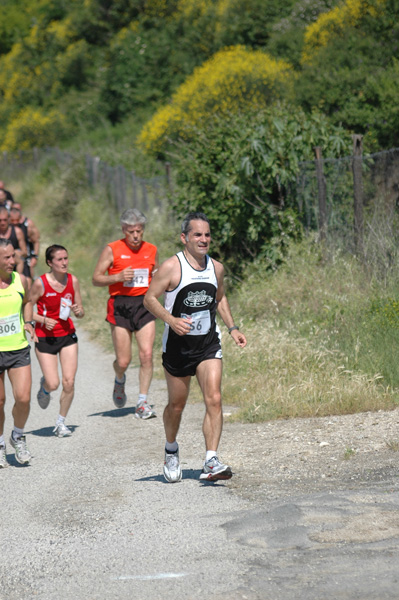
left=162, top=342, right=222, bottom=377
left=0, top=345, right=31, bottom=374
left=106, top=295, right=156, bottom=332
left=35, top=333, right=78, bottom=355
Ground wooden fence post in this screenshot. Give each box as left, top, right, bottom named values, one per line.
left=141, top=179, right=149, bottom=211
left=92, top=157, right=100, bottom=187
left=33, top=147, right=39, bottom=168
left=118, top=166, right=126, bottom=212
left=86, top=155, right=93, bottom=187
left=314, top=146, right=327, bottom=241
left=352, top=134, right=364, bottom=255
left=131, top=171, right=138, bottom=207
left=165, top=162, right=172, bottom=191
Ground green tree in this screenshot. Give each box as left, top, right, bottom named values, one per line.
left=216, top=0, right=296, bottom=49
left=267, top=0, right=340, bottom=67
left=169, top=105, right=350, bottom=275
left=101, top=23, right=180, bottom=123
left=0, top=1, right=32, bottom=56
left=295, top=0, right=399, bottom=149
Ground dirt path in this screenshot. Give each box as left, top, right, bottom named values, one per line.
left=2, top=327, right=399, bottom=599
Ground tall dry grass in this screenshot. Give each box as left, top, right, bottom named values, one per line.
left=221, top=235, right=399, bottom=421
left=221, top=321, right=395, bottom=422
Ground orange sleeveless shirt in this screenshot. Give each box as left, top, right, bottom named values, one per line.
left=108, top=239, right=157, bottom=297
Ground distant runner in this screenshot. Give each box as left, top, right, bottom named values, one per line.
left=92, top=208, right=159, bottom=419
left=0, top=207, right=27, bottom=275
left=9, top=204, right=40, bottom=281
left=144, top=212, right=247, bottom=483
left=0, top=180, right=14, bottom=206
left=30, top=245, right=85, bottom=438
left=0, top=239, right=36, bottom=468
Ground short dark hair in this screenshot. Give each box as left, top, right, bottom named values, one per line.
left=181, top=212, right=210, bottom=236
left=45, top=244, right=68, bottom=266
left=0, top=238, right=12, bottom=249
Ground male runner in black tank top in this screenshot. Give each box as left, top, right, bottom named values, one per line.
left=144, top=212, right=247, bottom=483
left=9, top=205, right=40, bottom=280
left=0, top=207, right=27, bottom=275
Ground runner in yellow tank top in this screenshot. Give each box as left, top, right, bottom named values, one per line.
left=0, top=239, right=37, bottom=468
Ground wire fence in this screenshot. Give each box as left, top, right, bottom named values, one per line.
left=291, top=145, right=399, bottom=268
left=0, top=146, right=171, bottom=214
left=2, top=143, right=399, bottom=273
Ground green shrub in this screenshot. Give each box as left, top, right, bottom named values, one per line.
left=169, top=105, right=350, bottom=274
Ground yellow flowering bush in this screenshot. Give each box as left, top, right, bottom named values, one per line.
left=1, top=107, right=67, bottom=152
left=0, top=56, right=61, bottom=106
left=138, top=45, right=292, bottom=154
left=0, top=20, right=74, bottom=107
left=302, top=0, right=387, bottom=63
left=46, top=17, right=75, bottom=46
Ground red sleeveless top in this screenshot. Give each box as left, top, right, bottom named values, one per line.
left=107, top=239, right=157, bottom=297
left=35, top=273, right=75, bottom=338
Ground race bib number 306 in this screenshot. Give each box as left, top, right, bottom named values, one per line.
left=0, top=313, right=21, bottom=337
left=123, top=268, right=149, bottom=288
left=181, top=310, right=211, bottom=336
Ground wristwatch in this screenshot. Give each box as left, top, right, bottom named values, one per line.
left=228, top=325, right=239, bottom=334
left=25, top=321, right=35, bottom=327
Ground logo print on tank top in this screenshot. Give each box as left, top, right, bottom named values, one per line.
left=183, top=290, right=213, bottom=308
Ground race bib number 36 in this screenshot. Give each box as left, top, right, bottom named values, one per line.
left=123, top=268, right=149, bottom=288
left=181, top=310, right=211, bottom=336
left=0, top=313, right=21, bottom=337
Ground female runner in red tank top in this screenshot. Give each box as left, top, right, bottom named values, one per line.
left=29, top=245, right=85, bottom=437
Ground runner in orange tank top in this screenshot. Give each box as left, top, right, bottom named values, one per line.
left=92, top=208, right=159, bottom=419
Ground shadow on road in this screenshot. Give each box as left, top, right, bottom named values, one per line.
left=88, top=407, right=136, bottom=418
left=4, top=451, right=32, bottom=468
left=135, top=469, right=230, bottom=486
left=26, top=425, right=79, bottom=437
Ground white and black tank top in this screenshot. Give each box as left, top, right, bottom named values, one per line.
left=162, top=251, right=221, bottom=357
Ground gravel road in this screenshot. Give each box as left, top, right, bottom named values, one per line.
left=2, top=327, right=399, bottom=599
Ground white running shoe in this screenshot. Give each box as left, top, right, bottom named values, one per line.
left=199, top=456, right=232, bottom=481
left=163, top=450, right=182, bottom=483
left=53, top=423, right=72, bottom=438
left=135, top=400, right=156, bottom=420
left=37, top=376, right=51, bottom=409
left=0, top=444, right=9, bottom=468
left=9, top=435, right=31, bottom=465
